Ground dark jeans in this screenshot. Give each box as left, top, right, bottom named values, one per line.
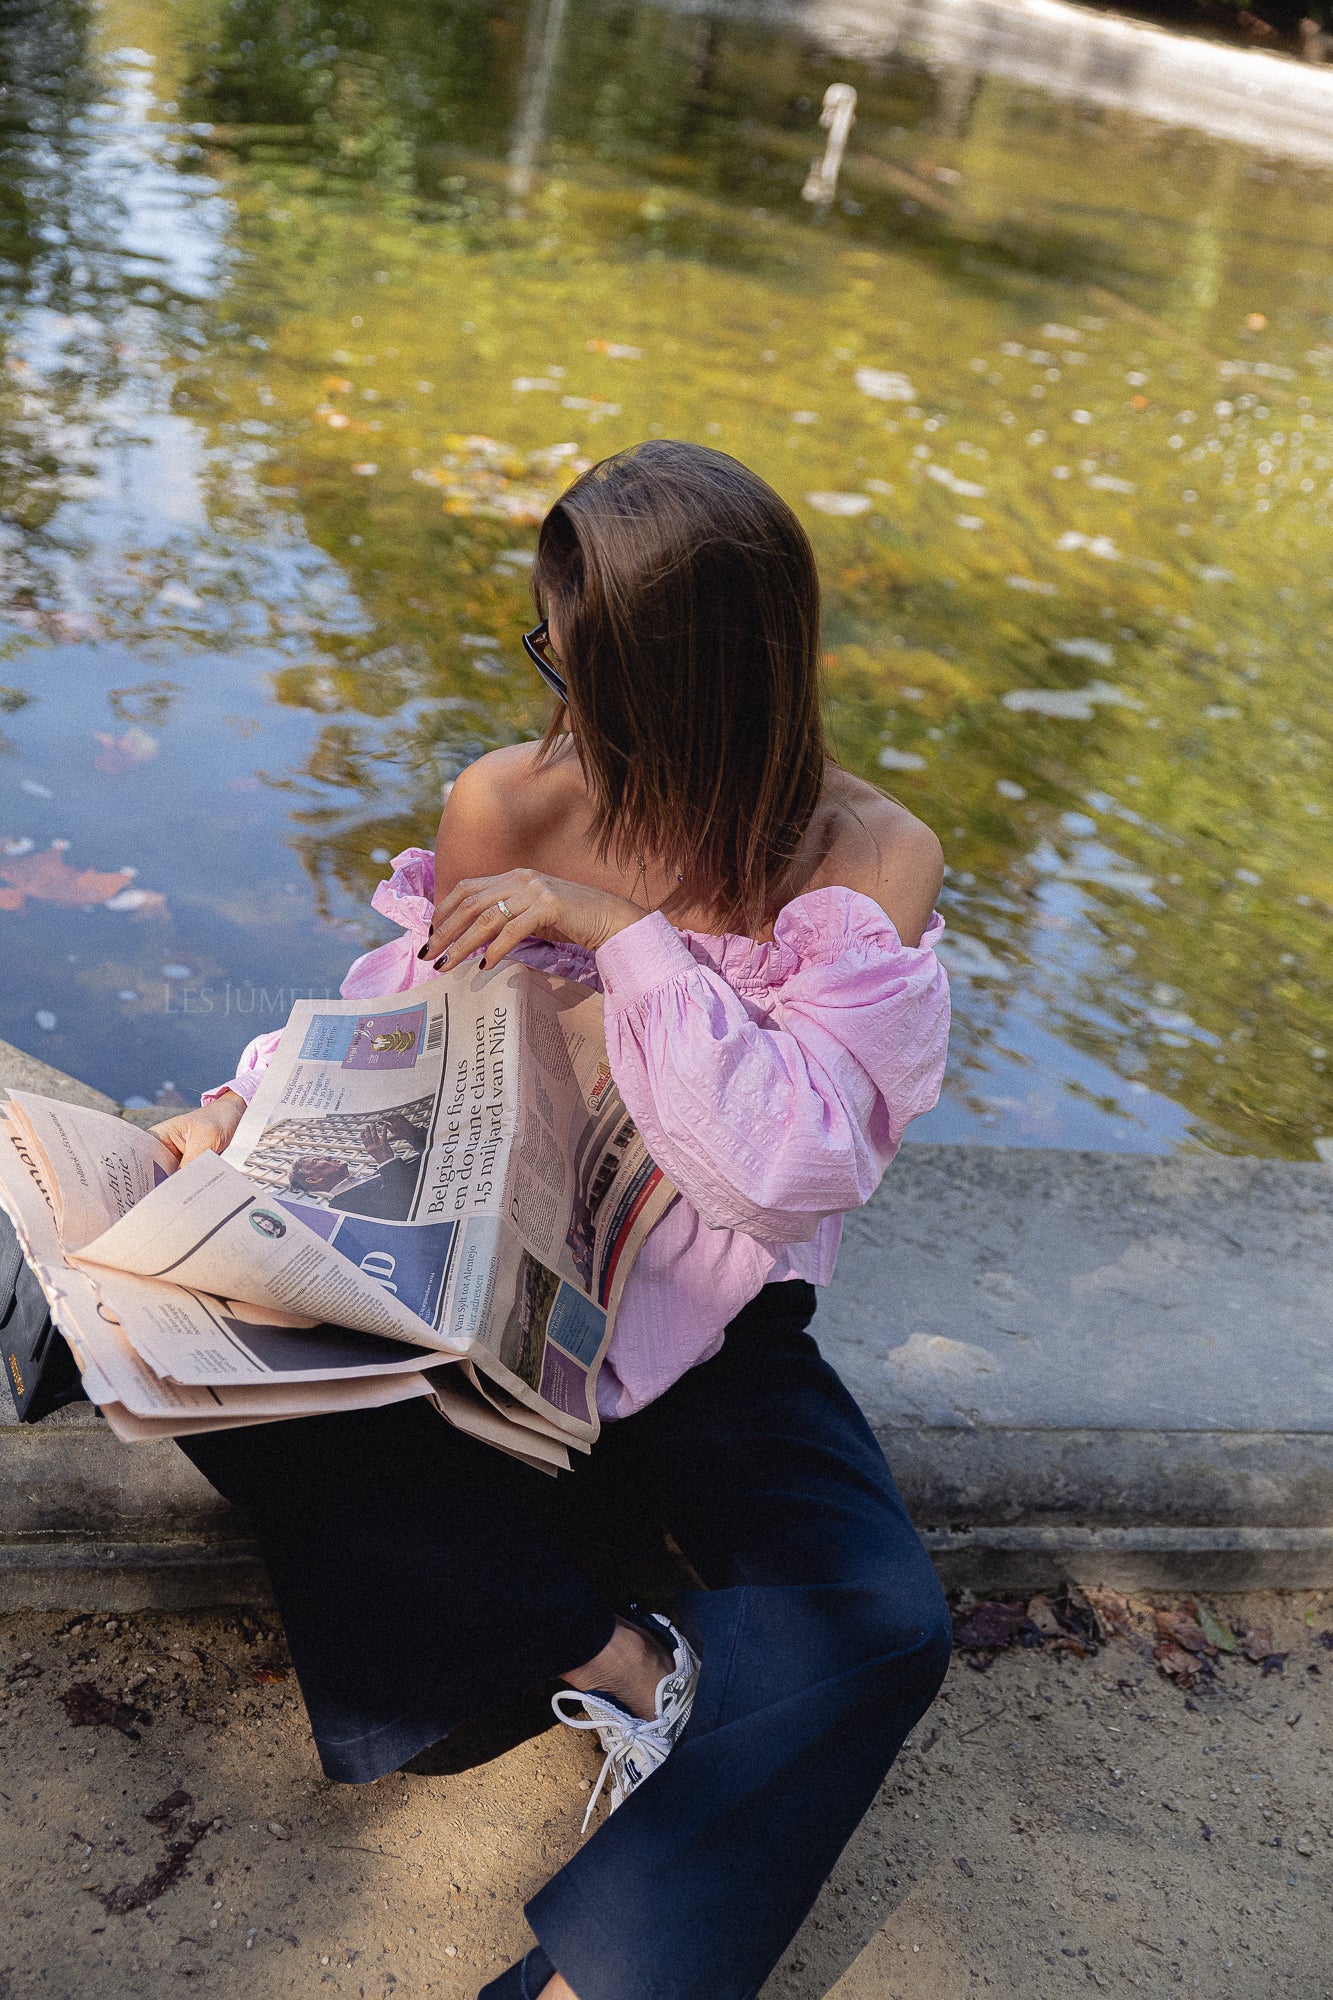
left=178, top=1282, right=951, bottom=2000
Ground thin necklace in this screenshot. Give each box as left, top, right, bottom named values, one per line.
left=634, top=856, right=684, bottom=914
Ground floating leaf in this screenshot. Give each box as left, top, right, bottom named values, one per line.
left=1053, top=637, right=1115, bottom=667
left=926, top=463, right=985, bottom=498
left=0, top=842, right=135, bottom=911
left=805, top=491, right=872, bottom=517
left=419, top=435, right=589, bottom=523
left=1002, top=681, right=1138, bottom=719
left=854, top=366, right=915, bottom=401
left=104, top=888, right=169, bottom=919
left=93, top=726, right=159, bottom=773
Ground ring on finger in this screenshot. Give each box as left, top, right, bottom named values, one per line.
left=495, top=898, right=513, bottom=920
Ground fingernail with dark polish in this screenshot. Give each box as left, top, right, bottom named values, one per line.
left=416, top=942, right=431, bottom=960
left=478, top=958, right=487, bottom=971
left=433, top=955, right=447, bottom=970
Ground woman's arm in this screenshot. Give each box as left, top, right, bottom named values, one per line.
left=432, top=742, right=573, bottom=903
left=426, top=744, right=644, bottom=966
left=152, top=1088, right=246, bottom=1166
left=597, top=894, right=949, bottom=1244
left=424, top=772, right=949, bottom=1243
left=812, top=777, right=945, bottom=950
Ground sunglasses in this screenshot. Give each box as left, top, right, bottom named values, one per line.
left=522, top=620, right=568, bottom=705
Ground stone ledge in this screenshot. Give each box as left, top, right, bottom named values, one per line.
left=0, top=1039, right=122, bottom=1119
left=920, top=1524, right=1333, bottom=1593
left=0, top=1536, right=268, bottom=1611
left=0, top=1417, right=235, bottom=1538
left=2, top=1034, right=1331, bottom=1604
left=879, top=1427, right=1333, bottom=1529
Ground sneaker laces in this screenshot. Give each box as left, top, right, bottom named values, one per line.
left=551, top=1615, right=700, bottom=1834
left=550, top=1688, right=674, bottom=1832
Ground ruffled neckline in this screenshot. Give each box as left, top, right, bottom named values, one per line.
left=372, top=847, right=942, bottom=994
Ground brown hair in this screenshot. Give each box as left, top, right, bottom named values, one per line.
left=533, top=439, right=825, bottom=931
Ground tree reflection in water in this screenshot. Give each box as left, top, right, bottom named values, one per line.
left=0, top=0, right=1325, bottom=1160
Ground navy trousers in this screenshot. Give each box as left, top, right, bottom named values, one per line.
left=178, top=1281, right=951, bottom=2000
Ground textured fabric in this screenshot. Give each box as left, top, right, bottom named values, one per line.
left=177, top=1282, right=952, bottom=2000
left=203, top=846, right=950, bottom=1418
left=478, top=1946, right=556, bottom=2000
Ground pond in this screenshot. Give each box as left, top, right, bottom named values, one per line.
left=0, top=0, right=1329, bottom=1160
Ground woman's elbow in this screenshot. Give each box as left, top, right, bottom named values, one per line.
left=684, top=1143, right=881, bottom=1242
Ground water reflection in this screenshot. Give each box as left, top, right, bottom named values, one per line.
left=0, top=0, right=1327, bottom=1161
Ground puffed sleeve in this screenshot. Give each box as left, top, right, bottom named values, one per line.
left=201, top=1028, right=283, bottom=1106
left=595, top=888, right=949, bottom=1245
left=200, top=845, right=599, bottom=1107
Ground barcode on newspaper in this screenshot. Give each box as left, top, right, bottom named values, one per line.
left=426, top=1015, right=444, bottom=1052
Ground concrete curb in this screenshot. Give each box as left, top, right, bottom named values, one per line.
left=2, top=1040, right=1330, bottom=1603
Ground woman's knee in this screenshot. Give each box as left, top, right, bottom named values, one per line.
left=721, top=1559, right=950, bottom=1718
left=853, top=1555, right=951, bottom=1701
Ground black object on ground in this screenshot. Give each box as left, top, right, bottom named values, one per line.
left=0, top=1208, right=87, bottom=1422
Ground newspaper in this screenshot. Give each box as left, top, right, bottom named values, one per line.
left=0, top=960, right=675, bottom=1471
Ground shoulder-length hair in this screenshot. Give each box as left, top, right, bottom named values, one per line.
left=533, top=439, right=825, bottom=933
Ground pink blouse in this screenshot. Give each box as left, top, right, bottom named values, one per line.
left=205, top=849, right=950, bottom=1419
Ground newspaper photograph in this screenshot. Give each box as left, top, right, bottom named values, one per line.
left=221, top=960, right=676, bottom=1442
left=0, top=958, right=675, bottom=1466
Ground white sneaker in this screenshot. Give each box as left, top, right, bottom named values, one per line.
left=551, top=1612, right=700, bottom=1833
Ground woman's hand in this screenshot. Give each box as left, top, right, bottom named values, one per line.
left=424, top=869, right=646, bottom=971
left=150, top=1091, right=246, bottom=1170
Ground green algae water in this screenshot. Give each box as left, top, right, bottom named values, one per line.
left=0, top=0, right=1329, bottom=1159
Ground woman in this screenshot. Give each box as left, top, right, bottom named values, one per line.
left=155, top=440, right=953, bottom=2000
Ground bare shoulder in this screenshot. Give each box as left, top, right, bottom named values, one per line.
left=809, top=766, right=944, bottom=948
left=435, top=739, right=583, bottom=892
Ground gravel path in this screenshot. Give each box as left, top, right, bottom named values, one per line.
left=1, top=1589, right=1329, bottom=1998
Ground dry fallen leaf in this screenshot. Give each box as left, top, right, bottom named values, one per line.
left=1153, top=1642, right=1200, bottom=1684
left=58, top=1681, right=152, bottom=1740
left=1195, top=1606, right=1236, bottom=1653
left=1154, top=1607, right=1215, bottom=1657
left=1082, top=1587, right=1132, bottom=1638
left=953, top=1600, right=1029, bottom=1650
left=1243, top=1623, right=1275, bottom=1664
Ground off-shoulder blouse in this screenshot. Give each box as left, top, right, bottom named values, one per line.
left=204, top=848, right=950, bottom=1419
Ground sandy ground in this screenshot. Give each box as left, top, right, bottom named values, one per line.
left=0, top=1589, right=1329, bottom=2000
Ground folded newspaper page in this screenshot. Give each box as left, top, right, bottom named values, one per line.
left=0, top=959, right=674, bottom=1470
